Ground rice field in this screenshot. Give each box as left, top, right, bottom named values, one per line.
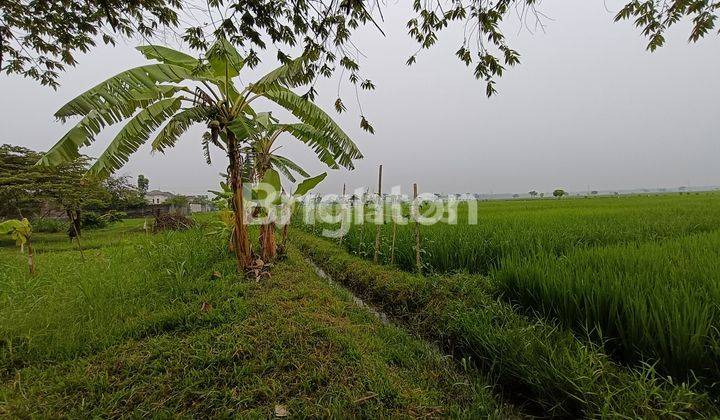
left=496, top=231, right=720, bottom=382
left=303, top=193, right=720, bottom=273
left=298, top=192, right=720, bottom=385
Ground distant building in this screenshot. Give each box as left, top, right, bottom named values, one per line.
left=188, top=195, right=214, bottom=213
left=146, top=190, right=174, bottom=205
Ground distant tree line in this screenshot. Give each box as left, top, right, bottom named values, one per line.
left=0, top=143, right=146, bottom=233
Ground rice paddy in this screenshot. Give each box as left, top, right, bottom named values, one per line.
left=298, top=192, right=720, bottom=386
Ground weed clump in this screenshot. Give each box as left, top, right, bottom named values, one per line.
left=153, top=213, right=195, bottom=233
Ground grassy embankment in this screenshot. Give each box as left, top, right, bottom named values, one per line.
left=0, top=220, right=510, bottom=417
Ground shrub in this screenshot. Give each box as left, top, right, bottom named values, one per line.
left=32, top=218, right=67, bottom=233
left=101, top=210, right=127, bottom=223
left=80, top=212, right=107, bottom=229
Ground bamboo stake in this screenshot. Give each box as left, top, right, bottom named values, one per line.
left=414, top=183, right=421, bottom=273
left=373, top=165, right=382, bottom=263
left=339, top=183, right=346, bottom=245
left=390, top=194, right=397, bottom=265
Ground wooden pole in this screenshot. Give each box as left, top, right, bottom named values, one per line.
left=390, top=189, right=402, bottom=265
left=373, top=165, right=382, bottom=263
left=390, top=196, right=397, bottom=265
left=339, top=183, right=346, bottom=245
left=414, top=183, right=421, bottom=273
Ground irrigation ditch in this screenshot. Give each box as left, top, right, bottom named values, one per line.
left=291, top=231, right=717, bottom=418
left=299, top=248, right=543, bottom=418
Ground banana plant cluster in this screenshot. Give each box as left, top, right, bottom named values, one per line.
left=0, top=218, right=35, bottom=274
left=38, top=38, right=362, bottom=272
left=210, top=170, right=327, bottom=260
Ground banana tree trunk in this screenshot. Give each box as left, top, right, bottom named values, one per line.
left=281, top=223, right=289, bottom=247
left=259, top=222, right=277, bottom=261
left=228, top=132, right=252, bottom=271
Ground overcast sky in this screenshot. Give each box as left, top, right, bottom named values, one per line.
left=1, top=1, right=718, bottom=196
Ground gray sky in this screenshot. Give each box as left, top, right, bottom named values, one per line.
left=1, top=1, right=718, bottom=196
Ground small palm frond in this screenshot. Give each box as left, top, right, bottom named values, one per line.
left=262, top=86, right=363, bottom=168
left=88, top=97, right=182, bottom=178
left=55, top=64, right=191, bottom=123
left=271, top=154, right=309, bottom=183
left=282, top=123, right=362, bottom=169
left=152, top=106, right=210, bottom=152
left=40, top=85, right=184, bottom=168
left=280, top=124, right=339, bottom=169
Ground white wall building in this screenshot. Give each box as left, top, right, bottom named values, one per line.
left=145, top=190, right=174, bottom=205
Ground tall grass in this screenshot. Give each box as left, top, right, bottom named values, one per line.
left=2, top=221, right=511, bottom=417
left=0, top=222, right=228, bottom=374
left=494, top=230, right=720, bottom=382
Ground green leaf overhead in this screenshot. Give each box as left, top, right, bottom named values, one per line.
left=207, top=37, right=245, bottom=78
left=262, top=86, right=362, bottom=168
left=270, top=155, right=309, bottom=183
left=282, top=123, right=359, bottom=169
left=151, top=106, right=210, bottom=152
left=251, top=55, right=314, bottom=93
left=89, top=98, right=183, bottom=179
left=226, top=114, right=258, bottom=143
left=54, top=64, right=191, bottom=122
left=37, top=111, right=107, bottom=167
left=136, top=45, right=201, bottom=70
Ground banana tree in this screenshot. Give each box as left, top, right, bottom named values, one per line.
left=0, top=218, right=34, bottom=274
left=239, top=114, right=351, bottom=260
left=38, top=39, right=362, bottom=272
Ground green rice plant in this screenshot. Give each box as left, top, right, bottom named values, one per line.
left=493, top=230, right=720, bottom=383
left=303, top=193, right=720, bottom=274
